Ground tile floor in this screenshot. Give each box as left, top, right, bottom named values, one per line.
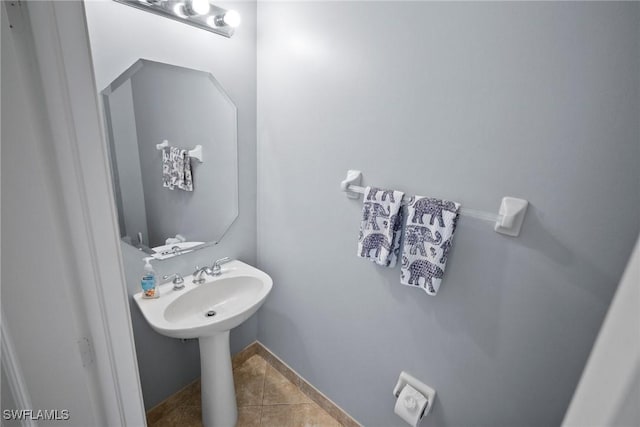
left=148, top=354, right=343, bottom=427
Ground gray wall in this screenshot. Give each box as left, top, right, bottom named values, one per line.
left=85, top=0, right=257, bottom=410
left=1, top=363, right=20, bottom=426
left=256, top=2, right=640, bottom=427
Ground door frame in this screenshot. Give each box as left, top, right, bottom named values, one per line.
left=562, top=237, right=639, bottom=426
left=14, top=1, right=147, bottom=424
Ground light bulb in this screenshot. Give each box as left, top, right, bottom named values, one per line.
left=184, top=0, right=209, bottom=16
left=207, top=10, right=241, bottom=28
left=223, top=10, right=241, bottom=28
left=172, top=3, right=187, bottom=18
left=205, top=15, right=217, bottom=27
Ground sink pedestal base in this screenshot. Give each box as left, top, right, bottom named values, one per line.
left=199, top=331, right=237, bottom=427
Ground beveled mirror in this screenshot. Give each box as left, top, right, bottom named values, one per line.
left=102, top=59, right=238, bottom=259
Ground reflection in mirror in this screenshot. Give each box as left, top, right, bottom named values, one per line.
left=102, top=59, right=238, bottom=259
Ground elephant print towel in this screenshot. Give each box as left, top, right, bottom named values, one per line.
left=357, top=186, right=405, bottom=267
left=401, top=196, right=460, bottom=295
left=162, top=146, right=193, bottom=192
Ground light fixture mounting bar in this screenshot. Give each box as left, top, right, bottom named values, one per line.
left=113, top=0, right=237, bottom=38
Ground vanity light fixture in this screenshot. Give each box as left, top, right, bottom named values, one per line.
left=114, top=0, right=240, bottom=38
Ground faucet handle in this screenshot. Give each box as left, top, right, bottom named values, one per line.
left=212, top=257, right=231, bottom=275
left=213, top=257, right=231, bottom=267
left=163, top=273, right=185, bottom=290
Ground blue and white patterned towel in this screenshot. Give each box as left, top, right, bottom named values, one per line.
left=162, top=146, right=193, bottom=192
left=357, top=187, right=405, bottom=267
left=400, top=196, right=460, bottom=295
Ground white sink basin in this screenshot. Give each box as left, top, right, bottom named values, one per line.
left=134, top=260, right=272, bottom=339
left=133, top=260, right=272, bottom=427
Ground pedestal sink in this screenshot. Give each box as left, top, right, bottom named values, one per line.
left=133, top=260, right=272, bottom=427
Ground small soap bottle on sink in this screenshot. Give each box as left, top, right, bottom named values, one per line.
left=141, top=257, right=159, bottom=299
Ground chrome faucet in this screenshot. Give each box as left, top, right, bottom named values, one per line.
left=192, top=266, right=213, bottom=284
left=211, top=257, right=232, bottom=276
left=192, top=258, right=231, bottom=283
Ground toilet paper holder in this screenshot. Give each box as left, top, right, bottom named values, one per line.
left=393, top=371, right=436, bottom=419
